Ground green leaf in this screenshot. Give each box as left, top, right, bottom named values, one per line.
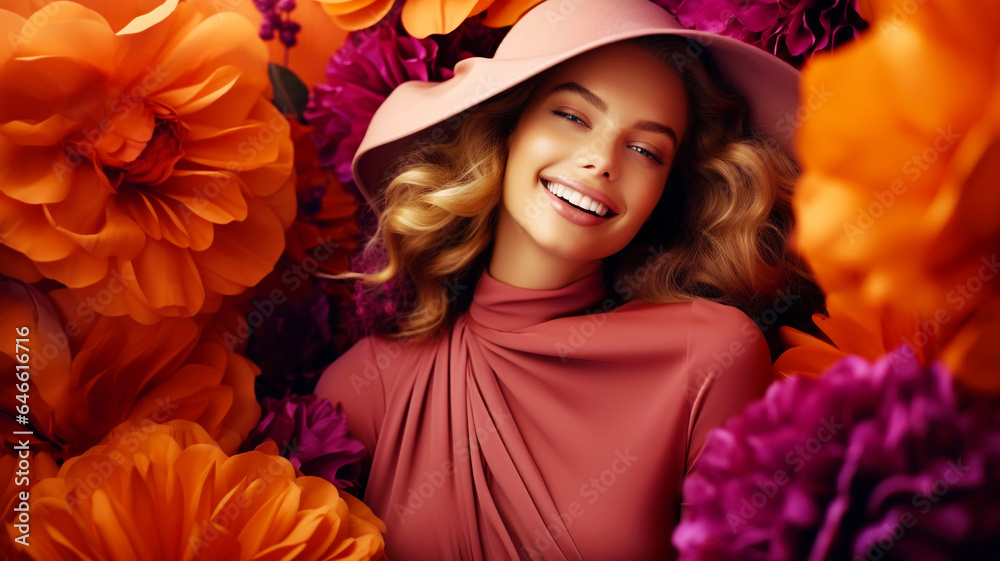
left=268, top=62, right=309, bottom=125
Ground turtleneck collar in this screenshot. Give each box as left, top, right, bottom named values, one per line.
left=467, top=269, right=609, bottom=332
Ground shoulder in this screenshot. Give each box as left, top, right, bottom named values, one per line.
left=314, top=334, right=430, bottom=452
left=316, top=335, right=421, bottom=393
left=616, top=298, right=770, bottom=386
left=316, top=332, right=445, bottom=397
left=617, top=298, right=765, bottom=349
left=667, top=302, right=772, bottom=474
left=687, top=299, right=765, bottom=352
left=314, top=335, right=383, bottom=406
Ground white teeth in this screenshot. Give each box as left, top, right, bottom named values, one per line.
left=543, top=180, right=610, bottom=217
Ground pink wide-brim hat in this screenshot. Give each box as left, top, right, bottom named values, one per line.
left=352, top=0, right=799, bottom=202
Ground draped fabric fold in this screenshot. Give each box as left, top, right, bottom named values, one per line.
left=315, top=270, right=772, bottom=559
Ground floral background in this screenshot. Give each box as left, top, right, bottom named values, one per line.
left=1, top=0, right=997, bottom=558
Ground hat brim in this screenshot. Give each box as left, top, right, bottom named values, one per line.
left=351, top=0, right=799, bottom=203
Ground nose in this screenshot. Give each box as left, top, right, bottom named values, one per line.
left=575, top=137, right=618, bottom=181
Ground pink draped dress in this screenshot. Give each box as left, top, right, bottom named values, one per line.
left=315, top=270, right=771, bottom=560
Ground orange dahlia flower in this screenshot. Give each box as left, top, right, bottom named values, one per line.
left=0, top=279, right=259, bottom=459
left=11, top=420, right=386, bottom=560
left=314, top=0, right=543, bottom=38
left=794, top=0, right=1000, bottom=392
left=772, top=292, right=944, bottom=379
left=0, top=0, right=296, bottom=324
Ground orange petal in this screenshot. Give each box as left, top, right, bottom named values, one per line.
left=127, top=239, right=206, bottom=312
left=154, top=10, right=268, bottom=113
left=116, top=0, right=180, bottom=35
left=140, top=363, right=232, bottom=435
left=0, top=10, right=26, bottom=62
left=0, top=195, right=82, bottom=262
left=772, top=345, right=848, bottom=379
left=215, top=352, right=261, bottom=454
left=183, top=121, right=282, bottom=171
left=34, top=247, right=110, bottom=289
left=927, top=85, right=1000, bottom=270
left=0, top=140, right=74, bottom=205
left=154, top=65, right=241, bottom=116
left=0, top=10, right=116, bottom=122
left=0, top=112, right=82, bottom=148
left=0, top=140, right=77, bottom=204
left=482, top=0, right=543, bottom=27
left=318, top=0, right=396, bottom=31
left=65, top=261, right=148, bottom=321
left=0, top=244, right=43, bottom=282
left=233, top=102, right=295, bottom=197
left=45, top=175, right=146, bottom=260
left=941, top=297, right=1000, bottom=394
left=68, top=0, right=177, bottom=34
left=402, top=0, right=483, bottom=38
left=158, top=170, right=249, bottom=224
left=119, top=189, right=218, bottom=251
left=191, top=199, right=286, bottom=295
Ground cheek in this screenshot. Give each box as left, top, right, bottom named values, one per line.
left=509, top=120, right=563, bottom=165
left=504, top=128, right=560, bottom=194
left=630, top=181, right=667, bottom=221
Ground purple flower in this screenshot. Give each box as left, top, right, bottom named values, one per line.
left=305, top=26, right=449, bottom=189
left=341, top=215, right=416, bottom=343
left=653, top=0, right=868, bottom=67
left=243, top=281, right=341, bottom=397
left=430, top=13, right=510, bottom=73
left=305, top=12, right=508, bottom=193
left=240, top=394, right=368, bottom=489
left=674, top=349, right=1000, bottom=560
left=253, top=0, right=302, bottom=47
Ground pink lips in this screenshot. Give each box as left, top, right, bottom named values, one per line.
left=542, top=176, right=620, bottom=215
left=541, top=177, right=617, bottom=227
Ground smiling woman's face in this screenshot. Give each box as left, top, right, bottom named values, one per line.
left=494, top=42, right=690, bottom=286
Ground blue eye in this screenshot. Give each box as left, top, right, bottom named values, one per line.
left=630, top=145, right=665, bottom=165
left=551, top=109, right=665, bottom=165
left=551, top=109, right=586, bottom=126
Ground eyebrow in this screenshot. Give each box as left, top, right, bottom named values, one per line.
left=548, top=81, right=679, bottom=145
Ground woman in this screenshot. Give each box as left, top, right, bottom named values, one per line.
left=316, top=0, right=817, bottom=558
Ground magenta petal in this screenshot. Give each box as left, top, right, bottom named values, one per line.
left=239, top=394, right=368, bottom=489
left=306, top=18, right=507, bottom=189
left=651, top=0, right=868, bottom=67
left=673, top=349, right=1000, bottom=560
left=781, top=483, right=820, bottom=526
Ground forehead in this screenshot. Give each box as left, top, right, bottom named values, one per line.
left=542, top=41, right=677, bottom=84
left=537, top=42, right=689, bottom=122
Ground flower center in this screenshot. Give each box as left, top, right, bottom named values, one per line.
left=117, top=116, right=185, bottom=186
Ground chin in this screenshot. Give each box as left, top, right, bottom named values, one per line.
left=533, top=231, right=613, bottom=263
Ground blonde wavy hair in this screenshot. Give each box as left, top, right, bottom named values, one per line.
left=355, top=36, right=818, bottom=341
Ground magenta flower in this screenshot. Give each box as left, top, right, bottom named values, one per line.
left=674, top=349, right=1000, bottom=560
left=305, top=13, right=509, bottom=192
left=430, top=13, right=509, bottom=74
left=240, top=394, right=368, bottom=489
left=243, top=281, right=341, bottom=398
left=654, top=0, right=867, bottom=67
left=342, top=219, right=416, bottom=342
left=305, top=25, right=448, bottom=189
